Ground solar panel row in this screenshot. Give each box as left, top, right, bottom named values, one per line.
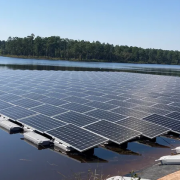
left=46, top=124, right=107, bottom=152
left=143, top=114, right=180, bottom=134
left=116, top=117, right=170, bottom=139
left=84, top=120, right=141, bottom=144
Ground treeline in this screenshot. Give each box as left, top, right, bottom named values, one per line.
left=0, top=34, right=180, bottom=64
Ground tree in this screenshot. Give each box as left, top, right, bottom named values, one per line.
left=1, top=34, right=180, bottom=65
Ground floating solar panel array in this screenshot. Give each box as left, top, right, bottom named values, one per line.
left=0, top=70, right=180, bottom=151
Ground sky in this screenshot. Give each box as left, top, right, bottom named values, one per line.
left=0, top=0, right=180, bottom=51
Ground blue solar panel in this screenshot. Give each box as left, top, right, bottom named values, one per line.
left=85, top=109, right=127, bottom=122
left=143, top=114, right=180, bottom=134
left=84, top=120, right=141, bottom=144
left=53, top=111, right=98, bottom=127
left=0, top=106, right=37, bottom=120
left=19, top=114, right=67, bottom=132
left=46, top=124, right=107, bottom=152
left=31, top=104, right=68, bottom=117
left=116, top=117, right=170, bottom=139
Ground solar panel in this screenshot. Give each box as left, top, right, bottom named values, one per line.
left=85, top=101, right=118, bottom=110
left=62, top=96, right=91, bottom=104
left=19, top=114, right=67, bottom=132
left=46, top=124, right=107, bottom=152
left=17, top=86, right=36, bottom=91
left=142, top=97, right=172, bottom=105
left=166, top=112, right=180, bottom=120
left=66, top=87, right=86, bottom=93
left=132, top=105, right=171, bottom=116
left=158, top=97, right=180, bottom=103
left=60, top=102, right=95, bottom=113
left=0, top=90, right=6, bottom=96
left=0, top=86, right=17, bottom=92
left=22, top=92, right=47, bottom=100
left=85, top=109, right=127, bottom=122
left=53, top=111, right=98, bottom=127
left=116, top=117, right=170, bottom=139
left=112, top=107, right=150, bottom=119
left=0, top=106, right=37, bottom=120
left=84, top=95, right=110, bottom=102
left=102, top=94, right=129, bottom=101
left=38, top=97, right=69, bottom=106
left=30, top=88, right=50, bottom=94
left=0, top=100, right=14, bottom=110
left=83, top=91, right=106, bottom=97
left=36, top=85, right=54, bottom=90
left=45, top=92, right=69, bottom=99
left=152, top=104, right=180, bottom=112
left=84, top=120, right=141, bottom=144
left=66, top=91, right=89, bottom=98
left=118, top=94, right=143, bottom=100
left=107, top=100, right=138, bottom=108
left=11, top=98, right=43, bottom=109
left=5, top=83, right=21, bottom=89
left=169, top=102, right=180, bottom=108
left=8, top=89, right=29, bottom=96
left=143, top=114, right=180, bottom=134
left=31, top=104, right=68, bottom=117
left=172, top=96, right=180, bottom=102
left=125, top=99, right=156, bottom=106
left=133, top=92, right=160, bottom=99
left=0, top=94, right=22, bottom=102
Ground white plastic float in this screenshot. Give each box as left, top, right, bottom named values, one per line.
left=23, top=126, right=34, bottom=133
left=156, top=154, right=180, bottom=165
left=0, top=116, right=4, bottom=121
left=0, top=120, right=22, bottom=133
left=172, top=147, right=180, bottom=154
left=106, top=176, right=149, bottom=180
left=0, top=115, right=8, bottom=121
left=24, top=131, right=50, bottom=146
left=54, top=140, right=72, bottom=152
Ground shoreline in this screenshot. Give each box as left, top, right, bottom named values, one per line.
left=0, top=55, right=112, bottom=63
left=136, top=163, right=180, bottom=180
left=0, top=54, right=172, bottom=65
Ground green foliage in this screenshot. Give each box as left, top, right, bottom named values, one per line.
left=0, top=34, right=180, bottom=64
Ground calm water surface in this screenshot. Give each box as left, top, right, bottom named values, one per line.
left=1, top=56, right=180, bottom=70
left=1, top=56, right=180, bottom=180
left=1, top=56, right=180, bottom=76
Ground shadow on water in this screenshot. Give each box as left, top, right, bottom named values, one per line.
left=1, top=64, right=180, bottom=76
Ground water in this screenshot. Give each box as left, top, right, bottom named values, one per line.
left=1, top=56, right=180, bottom=76
left=2, top=56, right=174, bottom=69
left=1, top=129, right=180, bottom=180
left=1, top=56, right=180, bottom=180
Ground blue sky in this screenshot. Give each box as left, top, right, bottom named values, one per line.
left=0, top=0, right=180, bottom=50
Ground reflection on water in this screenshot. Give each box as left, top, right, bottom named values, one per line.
left=51, top=147, right=108, bottom=164
left=1, top=56, right=180, bottom=76
left=137, top=139, right=170, bottom=149
left=1, top=56, right=180, bottom=70
left=22, top=137, right=108, bottom=163
left=101, top=143, right=141, bottom=156
left=1, top=64, right=180, bottom=77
